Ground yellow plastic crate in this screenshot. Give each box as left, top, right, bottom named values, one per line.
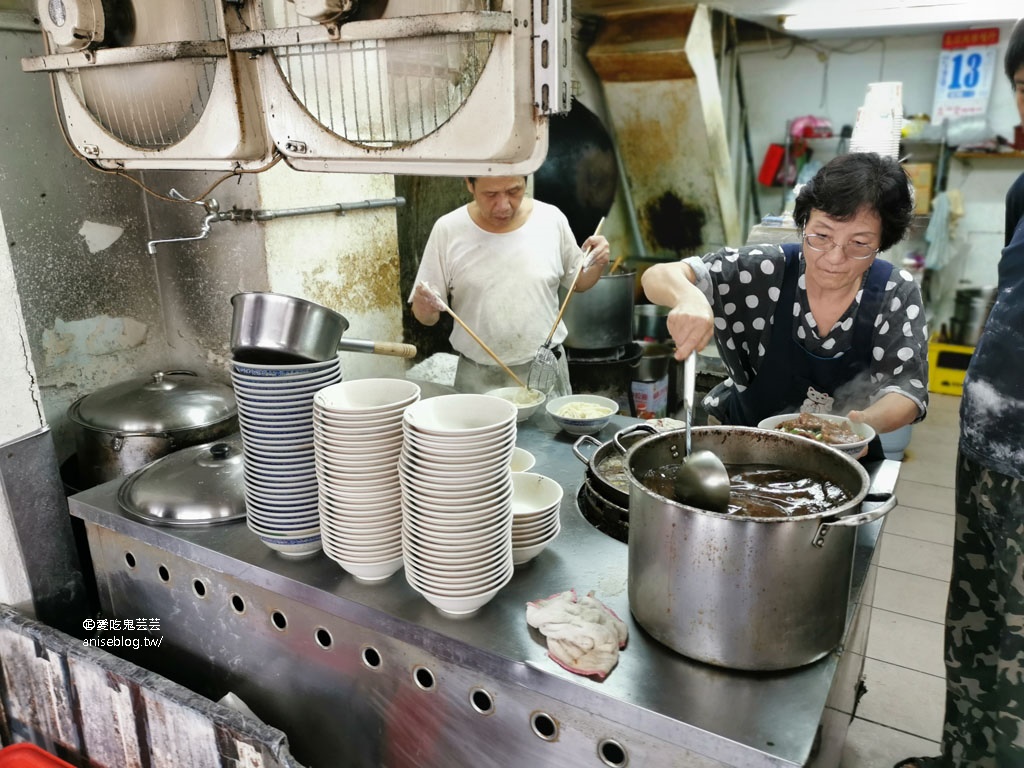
left=928, top=341, right=974, bottom=396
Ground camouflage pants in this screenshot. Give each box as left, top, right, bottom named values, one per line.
left=941, top=452, right=1024, bottom=767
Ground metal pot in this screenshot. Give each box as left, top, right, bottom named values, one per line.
left=561, top=271, right=636, bottom=350
left=634, top=304, right=670, bottom=342
left=230, top=292, right=416, bottom=362
left=572, top=423, right=655, bottom=508
left=636, top=341, right=674, bottom=382
left=622, top=426, right=895, bottom=671
left=68, top=371, right=238, bottom=489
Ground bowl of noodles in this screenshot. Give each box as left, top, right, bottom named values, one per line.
left=486, top=387, right=546, bottom=422
left=546, top=394, right=619, bottom=436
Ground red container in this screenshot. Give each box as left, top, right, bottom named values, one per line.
left=0, top=744, right=74, bottom=767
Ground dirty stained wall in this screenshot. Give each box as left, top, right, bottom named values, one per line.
left=258, top=165, right=405, bottom=381
left=588, top=5, right=739, bottom=259
left=141, top=169, right=267, bottom=378
left=0, top=212, right=36, bottom=613
left=0, top=24, right=175, bottom=460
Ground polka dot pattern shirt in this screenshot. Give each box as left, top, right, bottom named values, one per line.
left=683, top=243, right=929, bottom=420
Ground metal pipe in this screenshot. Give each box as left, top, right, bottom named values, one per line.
left=147, top=213, right=218, bottom=255
left=251, top=197, right=406, bottom=221
left=146, top=196, right=406, bottom=254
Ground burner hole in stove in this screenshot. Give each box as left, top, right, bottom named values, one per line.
left=157, top=564, right=170, bottom=583
left=530, top=711, right=559, bottom=741
left=361, top=646, right=382, bottom=669
left=270, top=610, right=288, bottom=631
left=230, top=593, right=245, bottom=613
left=413, top=665, right=436, bottom=691
left=315, top=627, right=333, bottom=649
left=469, top=687, right=495, bottom=715
left=123, top=552, right=136, bottom=569
left=598, top=738, right=629, bottom=766
left=191, top=579, right=207, bottom=598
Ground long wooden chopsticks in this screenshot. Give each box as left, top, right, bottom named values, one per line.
left=424, top=284, right=528, bottom=389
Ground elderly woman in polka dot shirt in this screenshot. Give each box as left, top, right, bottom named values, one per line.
left=642, top=152, right=928, bottom=457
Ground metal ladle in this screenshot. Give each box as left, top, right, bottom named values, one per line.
left=675, top=352, right=731, bottom=512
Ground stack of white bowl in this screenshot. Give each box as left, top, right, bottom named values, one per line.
left=510, top=472, right=563, bottom=565
left=850, top=81, right=903, bottom=159
left=399, top=394, right=518, bottom=616
left=231, top=356, right=342, bottom=557
left=313, top=378, right=420, bottom=582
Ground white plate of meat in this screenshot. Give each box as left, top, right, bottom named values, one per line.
left=757, top=412, right=875, bottom=458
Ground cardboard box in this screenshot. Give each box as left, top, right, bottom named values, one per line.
left=904, top=162, right=933, bottom=187
left=904, top=162, right=934, bottom=215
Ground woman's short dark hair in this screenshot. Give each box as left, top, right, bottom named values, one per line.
left=792, top=152, right=914, bottom=252
left=1005, top=17, right=1024, bottom=83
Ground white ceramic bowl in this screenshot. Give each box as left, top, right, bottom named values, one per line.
left=545, top=394, right=618, bottom=436
left=485, top=387, right=546, bottom=422
left=510, top=472, right=563, bottom=514
left=403, top=394, right=517, bottom=436
left=329, top=554, right=404, bottom=583
left=402, top=424, right=517, bottom=449
left=403, top=544, right=507, bottom=572
left=314, top=378, right=421, bottom=413
left=510, top=447, right=536, bottom=473
left=512, top=537, right=556, bottom=566
left=756, top=412, right=875, bottom=458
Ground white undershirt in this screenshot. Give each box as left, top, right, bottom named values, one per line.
left=411, top=200, right=583, bottom=365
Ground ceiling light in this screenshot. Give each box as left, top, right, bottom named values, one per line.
left=782, top=2, right=1020, bottom=35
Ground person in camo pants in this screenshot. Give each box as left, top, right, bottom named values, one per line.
left=895, top=17, right=1024, bottom=768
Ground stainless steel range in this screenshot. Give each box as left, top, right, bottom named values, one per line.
left=69, top=416, right=898, bottom=768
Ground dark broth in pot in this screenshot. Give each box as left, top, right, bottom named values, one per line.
left=641, top=463, right=852, bottom=518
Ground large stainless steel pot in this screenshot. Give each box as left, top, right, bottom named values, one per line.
left=68, top=371, right=238, bottom=489
left=230, top=292, right=416, bottom=362
left=622, top=426, right=896, bottom=671
left=561, top=271, right=636, bottom=349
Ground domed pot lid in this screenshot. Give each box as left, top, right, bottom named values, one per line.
left=117, top=435, right=246, bottom=526
left=69, top=371, right=237, bottom=434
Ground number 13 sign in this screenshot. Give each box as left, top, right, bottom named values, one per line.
left=933, top=28, right=1000, bottom=123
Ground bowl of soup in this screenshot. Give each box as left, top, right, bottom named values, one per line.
left=757, top=412, right=875, bottom=458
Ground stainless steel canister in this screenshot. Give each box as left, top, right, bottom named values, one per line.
left=561, top=271, right=636, bottom=349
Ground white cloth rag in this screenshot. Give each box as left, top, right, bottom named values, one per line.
left=525, top=589, right=628, bottom=679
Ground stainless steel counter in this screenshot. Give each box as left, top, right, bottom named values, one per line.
left=69, top=416, right=899, bottom=768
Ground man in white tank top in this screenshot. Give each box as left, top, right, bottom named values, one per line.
left=410, top=176, right=610, bottom=394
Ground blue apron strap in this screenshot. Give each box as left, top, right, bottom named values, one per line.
left=850, top=258, right=894, bottom=359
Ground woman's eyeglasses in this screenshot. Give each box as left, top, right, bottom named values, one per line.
left=802, top=233, right=879, bottom=260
